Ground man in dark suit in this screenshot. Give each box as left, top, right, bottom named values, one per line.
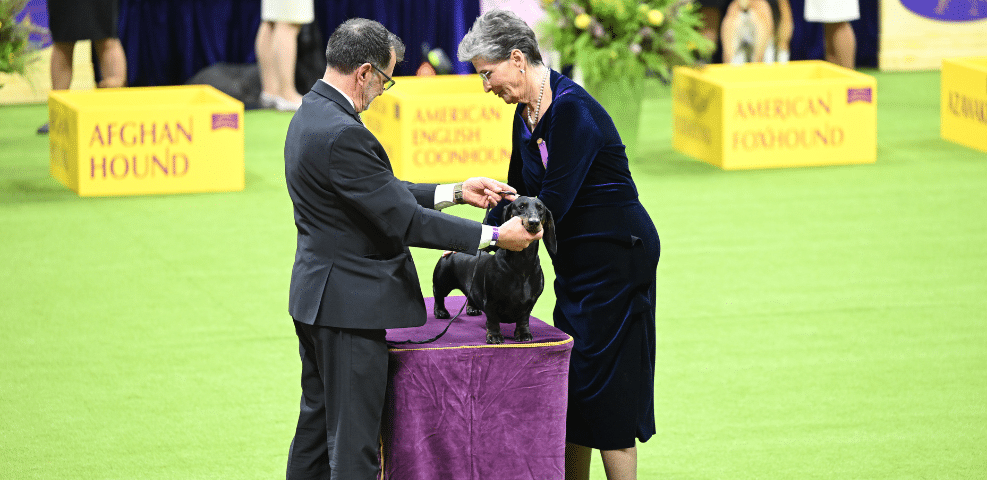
left=283, top=18, right=541, bottom=480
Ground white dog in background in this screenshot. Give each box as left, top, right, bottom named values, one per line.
left=720, top=0, right=793, bottom=65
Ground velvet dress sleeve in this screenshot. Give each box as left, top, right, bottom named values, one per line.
left=483, top=107, right=530, bottom=227
left=506, top=109, right=529, bottom=194
left=538, top=95, right=607, bottom=224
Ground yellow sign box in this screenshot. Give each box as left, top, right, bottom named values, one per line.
left=941, top=57, right=987, bottom=153
left=49, top=85, right=245, bottom=197
left=361, top=74, right=516, bottom=183
left=672, top=61, right=877, bottom=170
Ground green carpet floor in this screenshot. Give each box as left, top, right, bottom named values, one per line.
left=1, top=69, right=985, bottom=479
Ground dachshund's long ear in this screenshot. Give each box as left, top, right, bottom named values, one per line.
left=501, top=198, right=517, bottom=224
left=540, top=201, right=557, bottom=256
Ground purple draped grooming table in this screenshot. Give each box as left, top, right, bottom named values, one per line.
left=382, top=296, right=573, bottom=480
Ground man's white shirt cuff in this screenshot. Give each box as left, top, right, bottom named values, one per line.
left=434, top=183, right=456, bottom=210
left=479, top=225, right=494, bottom=249
left=434, top=184, right=494, bottom=249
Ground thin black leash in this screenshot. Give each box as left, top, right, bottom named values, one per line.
left=387, top=287, right=471, bottom=345
left=389, top=195, right=509, bottom=345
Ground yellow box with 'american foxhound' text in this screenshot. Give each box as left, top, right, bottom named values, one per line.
left=672, top=61, right=877, bottom=170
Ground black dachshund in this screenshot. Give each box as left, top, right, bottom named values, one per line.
left=432, top=196, right=557, bottom=344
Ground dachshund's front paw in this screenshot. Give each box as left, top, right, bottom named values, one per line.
left=434, top=307, right=450, bottom=319
left=513, top=329, right=533, bottom=342
left=486, top=331, right=504, bottom=344
left=467, top=305, right=482, bottom=316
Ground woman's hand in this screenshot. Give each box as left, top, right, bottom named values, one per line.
left=461, top=177, right=517, bottom=208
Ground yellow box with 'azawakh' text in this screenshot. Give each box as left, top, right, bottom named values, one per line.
left=672, top=61, right=877, bottom=170
left=361, top=75, right=516, bottom=183
left=49, top=85, right=244, bottom=197
left=941, top=57, right=987, bottom=153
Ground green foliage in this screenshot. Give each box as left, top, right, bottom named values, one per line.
left=0, top=0, right=46, bottom=80
left=540, top=0, right=714, bottom=87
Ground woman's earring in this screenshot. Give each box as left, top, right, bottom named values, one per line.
left=520, top=69, right=525, bottom=73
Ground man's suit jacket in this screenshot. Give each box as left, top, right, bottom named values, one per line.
left=285, top=80, right=481, bottom=329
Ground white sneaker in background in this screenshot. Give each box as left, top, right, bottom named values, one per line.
left=259, top=92, right=279, bottom=109
left=274, top=96, right=301, bottom=112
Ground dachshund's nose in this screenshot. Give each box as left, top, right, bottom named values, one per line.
left=527, top=218, right=541, bottom=229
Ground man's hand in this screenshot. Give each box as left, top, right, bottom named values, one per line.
left=461, top=177, right=517, bottom=208
left=496, top=216, right=543, bottom=251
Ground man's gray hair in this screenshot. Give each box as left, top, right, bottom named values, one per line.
left=458, top=10, right=543, bottom=65
left=325, top=18, right=405, bottom=74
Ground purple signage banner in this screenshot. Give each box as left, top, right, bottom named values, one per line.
left=899, top=0, right=987, bottom=22
left=14, top=0, right=51, bottom=48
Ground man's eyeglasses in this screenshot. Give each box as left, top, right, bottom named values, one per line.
left=478, top=70, right=492, bottom=83
left=371, top=64, right=395, bottom=91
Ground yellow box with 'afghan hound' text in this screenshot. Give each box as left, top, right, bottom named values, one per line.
left=672, top=61, right=877, bottom=170
left=941, top=57, right=987, bottom=153
left=49, top=85, right=244, bottom=197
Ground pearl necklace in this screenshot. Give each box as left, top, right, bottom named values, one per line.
left=527, top=67, right=548, bottom=129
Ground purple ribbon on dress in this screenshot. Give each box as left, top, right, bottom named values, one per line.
left=538, top=139, right=548, bottom=168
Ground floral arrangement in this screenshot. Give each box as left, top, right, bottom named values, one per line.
left=0, top=0, right=46, bottom=81
left=540, top=0, right=713, bottom=87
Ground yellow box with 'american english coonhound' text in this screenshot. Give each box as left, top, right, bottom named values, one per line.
left=361, top=74, right=516, bottom=183
left=941, top=57, right=987, bottom=153
left=672, top=61, right=877, bottom=170
left=49, top=85, right=244, bottom=197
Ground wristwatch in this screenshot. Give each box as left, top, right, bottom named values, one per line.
left=453, top=182, right=464, bottom=204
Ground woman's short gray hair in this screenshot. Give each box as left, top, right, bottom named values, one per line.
left=458, top=10, right=543, bottom=65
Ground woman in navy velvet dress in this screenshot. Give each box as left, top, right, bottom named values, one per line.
left=459, top=10, right=661, bottom=480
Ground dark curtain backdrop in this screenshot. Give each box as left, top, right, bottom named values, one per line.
left=117, top=0, right=479, bottom=87
left=115, top=0, right=877, bottom=88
